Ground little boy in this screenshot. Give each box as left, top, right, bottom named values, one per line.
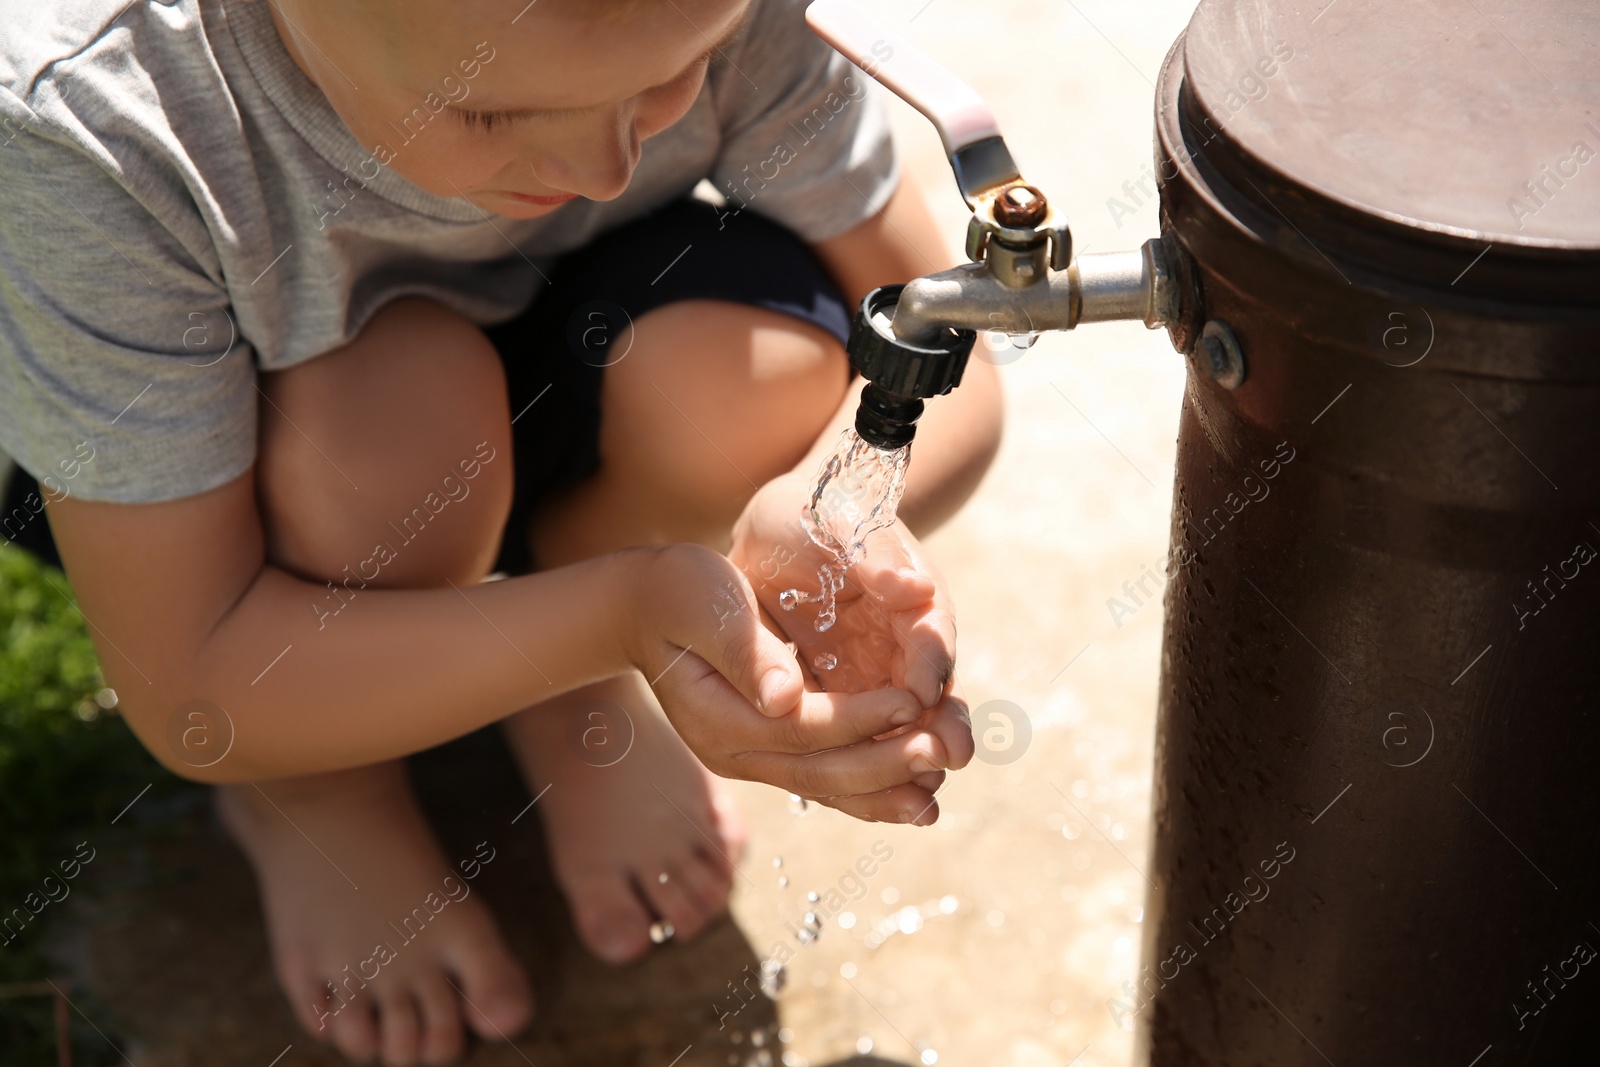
left=0, top=0, right=1001, bottom=1062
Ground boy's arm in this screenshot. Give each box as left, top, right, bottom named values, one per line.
left=45, top=470, right=943, bottom=810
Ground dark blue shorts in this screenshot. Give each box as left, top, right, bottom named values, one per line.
left=1, top=197, right=851, bottom=576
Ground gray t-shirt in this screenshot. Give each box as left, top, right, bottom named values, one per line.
left=0, top=0, right=898, bottom=503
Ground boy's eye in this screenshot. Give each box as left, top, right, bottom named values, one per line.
left=453, top=110, right=519, bottom=134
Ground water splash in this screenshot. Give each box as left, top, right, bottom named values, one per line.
left=780, top=430, right=911, bottom=632
left=813, top=653, right=837, bottom=672
left=759, top=959, right=787, bottom=999
left=796, top=911, right=823, bottom=945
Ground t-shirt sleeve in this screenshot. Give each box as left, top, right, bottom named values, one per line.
left=0, top=92, right=256, bottom=505
left=708, top=0, right=901, bottom=243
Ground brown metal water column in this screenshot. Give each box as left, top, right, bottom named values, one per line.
left=1137, top=2, right=1600, bottom=1064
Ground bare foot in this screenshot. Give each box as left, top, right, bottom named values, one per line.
left=502, top=672, right=749, bottom=964
left=218, top=762, right=533, bottom=1065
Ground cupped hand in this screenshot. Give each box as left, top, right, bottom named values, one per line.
left=728, top=474, right=973, bottom=772
left=624, top=542, right=957, bottom=823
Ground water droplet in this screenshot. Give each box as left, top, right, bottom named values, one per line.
left=1008, top=331, right=1039, bottom=350
left=813, top=652, right=837, bottom=671
left=939, top=895, right=959, bottom=914
left=751, top=1030, right=767, bottom=1048
left=759, top=959, right=787, bottom=999
left=920, top=1049, right=939, bottom=1065
left=806, top=891, right=820, bottom=904
left=779, top=589, right=801, bottom=611
left=778, top=875, right=789, bottom=888
left=881, top=887, right=900, bottom=905
left=649, top=920, right=675, bottom=944
left=778, top=1028, right=794, bottom=1044
left=772, top=856, right=783, bottom=868
left=840, top=961, right=857, bottom=978
left=838, top=911, right=856, bottom=929
left=657, top=872, right=669, bottom=883
left=987, top=909, right=1005, bottom=927
left=788, top=793, right=809, bottom=815
left=856, top=1036, right=874, bottom=1055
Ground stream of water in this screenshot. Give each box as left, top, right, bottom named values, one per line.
left=779, top=429, right=912, bottom=638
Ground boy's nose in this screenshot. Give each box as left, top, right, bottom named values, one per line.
left=528, top=118, right=642, bottom=203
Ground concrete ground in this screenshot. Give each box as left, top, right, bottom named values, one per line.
left=44, top=2, right=1203, bottom=1065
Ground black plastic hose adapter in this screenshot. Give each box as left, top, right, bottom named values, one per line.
left=847, top=284, right=977, bottom=449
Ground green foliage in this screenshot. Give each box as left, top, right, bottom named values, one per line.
left=0, top=546, right=172, bottom=1065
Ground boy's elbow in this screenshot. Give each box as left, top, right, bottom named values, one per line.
left=118, top=687, right=266, bottom=785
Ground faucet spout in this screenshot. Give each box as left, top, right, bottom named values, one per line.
left=890, top=238, right=1179, bottom=346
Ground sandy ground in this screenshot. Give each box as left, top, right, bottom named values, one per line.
left=719, top=2, right=1200, bottom=1065
left=35, top=3, right=1205, bottom=1065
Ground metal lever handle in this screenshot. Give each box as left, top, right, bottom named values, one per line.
left=804, top=0, right=1023, bottom=207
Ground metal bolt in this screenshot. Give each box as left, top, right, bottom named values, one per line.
left=994, top=184, right=1048, bottom=228
left=1196, top=319, right=1245, bottom=389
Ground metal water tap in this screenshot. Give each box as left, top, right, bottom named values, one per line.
left=805, top=0, right=1238, bottom=448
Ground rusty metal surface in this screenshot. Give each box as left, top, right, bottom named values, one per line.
left=1142, top=2, right=1600, bottom=1064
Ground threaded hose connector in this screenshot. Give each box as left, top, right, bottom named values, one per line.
left=847, top=285, right=976, bottom=448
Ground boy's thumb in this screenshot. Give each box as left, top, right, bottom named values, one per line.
left=705, top=593, right=802, bottom=718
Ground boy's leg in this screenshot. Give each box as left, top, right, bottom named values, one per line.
left=502, top=298, right=851, bottom=962
left=219, top=298, right=530, bottom=1066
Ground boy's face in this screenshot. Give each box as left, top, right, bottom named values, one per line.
left=267, top=0, right=753, bottom=218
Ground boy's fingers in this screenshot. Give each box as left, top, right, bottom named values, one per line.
left=855, top=530, right=938, bottom=610
left=652, top=654, right=923, bottom=772
left=921, top=686, right=974, bottom=770
left=699, top=586, right=803, bottom=719
left=815, top=784, right=941, bottom=825
left=854, top=529, right=955, bottom=708
left=760, top=688, right=923, bottom=754
left=731, top=728, right=948, bottom=799
left=899, top=601, right=956, bottom=710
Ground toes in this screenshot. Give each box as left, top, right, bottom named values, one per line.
left=413, top=974, right=466, bottom=1066
left=643, top=862, right=714, bottom=940
left=679, top=848, right=734, bottom=918
left=375, top=988, right=423, bottom=1067
left=328, top=994, right=381, bottom=1063
left=278, top=955, right=339, bottom=1040
left=444, top=924, right=535, bottom=1041
left=565, top=870, right=654, bottom=964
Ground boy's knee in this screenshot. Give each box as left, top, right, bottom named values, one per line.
left=604, top=300, right=849, bottom=513
left=258, top=298, right=513, bottom=586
